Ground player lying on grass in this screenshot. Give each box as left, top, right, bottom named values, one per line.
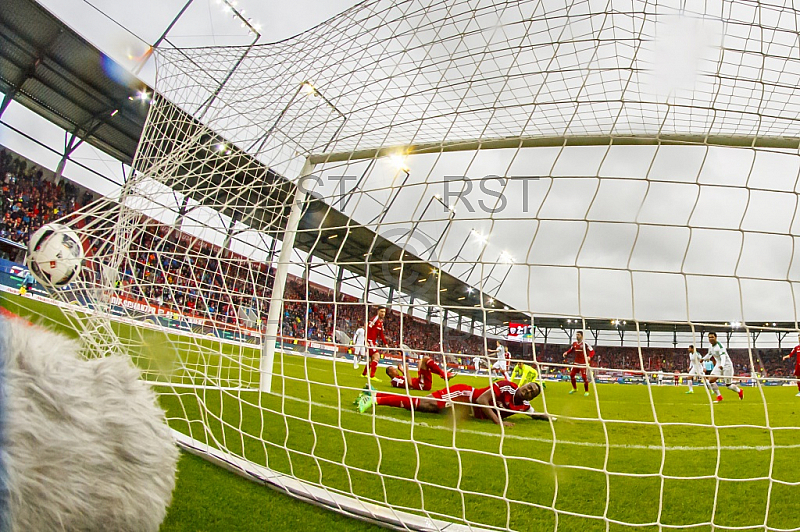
left=782, top=334, right=800, bottom=396
left=357, top=380, right=554, bottom=427
left=704, top=332, right=743, bottom=403
left=386, top=355, right=456, bottom=391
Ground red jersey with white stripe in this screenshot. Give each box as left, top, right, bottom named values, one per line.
left=429, top=384, right=478, bottom=408
left=471, top=380, right=534, bottom=420
left=390, top=368, right=432, bottom=391
left=429, top=380, right=533, bottom=419
left=565, top=341, right=594, bottom=365
left=788, top=345, right=800, bottom=376
left=367, top=315, right=388, bottom=346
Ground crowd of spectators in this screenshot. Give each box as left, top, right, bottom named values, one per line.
left=526, top=343, right=791, bottom=376
left=0, top=148, right=93, bottom=244
left=117, top=221, right=274, bottom=326
left=3, top=146, right=800, bottom=376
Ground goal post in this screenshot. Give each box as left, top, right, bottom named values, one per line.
left=24, top=1, right=800, bottom=531
left=260, top=158, right=316, bottom=394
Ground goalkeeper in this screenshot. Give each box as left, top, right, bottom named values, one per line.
left=510, top=361, right=542, bottom=387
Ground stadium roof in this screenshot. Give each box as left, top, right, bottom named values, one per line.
left=5, top=0, right=798, bottom=334
left=0, top=0, right=529, bottom=327
left=0, top=0, right=149, bottom=165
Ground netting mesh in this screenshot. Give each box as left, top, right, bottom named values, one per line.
left=17, top=0, right=800, bottom=530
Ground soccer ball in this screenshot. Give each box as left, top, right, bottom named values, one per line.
left=26, top=223, right=84, bottom=288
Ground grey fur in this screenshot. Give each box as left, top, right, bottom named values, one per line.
left=0, top=317, right=178, bottom=531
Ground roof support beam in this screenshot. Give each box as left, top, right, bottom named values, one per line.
left=309, top=134, right=800, bottom=165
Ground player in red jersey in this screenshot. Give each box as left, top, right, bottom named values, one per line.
left=782, top=334, right=800, bottom=396
left=562, top=330, right=595, bottom=396
left=362, top=307, right=391, bottom=381
left=386, top=355, right=456, bottom=391
left=357, top=380, right=553, bottom=426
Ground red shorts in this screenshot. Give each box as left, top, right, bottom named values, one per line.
left=416, top=369, right=432, bottom=391
left=570, top=366, right=588, bottom=377
left=430, top=384, right=476, bottom=409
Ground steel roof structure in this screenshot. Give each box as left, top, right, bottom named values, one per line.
left=3, top=0, right=798, bottom=337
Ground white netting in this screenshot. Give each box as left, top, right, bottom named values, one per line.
left=17, top=0, right=800, bottom=530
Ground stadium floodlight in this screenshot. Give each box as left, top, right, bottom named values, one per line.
left=470, top=229, right=488, bottom=245
left=389, top=153, right=410, bottom=172
left=301, top=81, right=317, bottom=96
left=41, top=1, right=800, bottom=531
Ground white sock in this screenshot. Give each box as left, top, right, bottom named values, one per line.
left=688, top=379, right=693, bottom=389
left=728, top=384, right=740, bottom=393
left=710, top=382, right=720, bottom=396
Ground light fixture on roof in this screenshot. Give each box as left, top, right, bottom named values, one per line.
left=301, top=81, right=317, bottom=96
left=216, top=143, right=227, bottom=152
left=470, top=229, right=487, bottom=245
left=138, top=90, right=150, bottom=101
left=499, top=251, right=514, bottom=264
left=110, top=109, right=119, bottom=117
left=467, top=287, right=474, bottom=294
left=389, top=153, right=410, bottom=173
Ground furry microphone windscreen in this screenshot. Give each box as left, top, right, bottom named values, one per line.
left=0, top=318, right=8, bottom=532
left=0, top=316, right=178, bottom=532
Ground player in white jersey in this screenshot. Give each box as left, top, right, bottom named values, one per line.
left=352, top=324, right=366, bottom=369
left=489, top=340, right=511, bottom=380
left=684, top=344, right=705, bottom=394
left=703, top=332, right=743, bottom=403
left=472, top=355, right=483, bottom=375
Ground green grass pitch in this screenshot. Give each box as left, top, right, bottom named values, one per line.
left=2, top=290, right=799, bottom=531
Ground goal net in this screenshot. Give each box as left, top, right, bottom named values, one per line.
left=30, top=0, right=800, bottom=530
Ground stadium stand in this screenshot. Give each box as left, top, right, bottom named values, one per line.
left=1, top=145, right=797, bottom=376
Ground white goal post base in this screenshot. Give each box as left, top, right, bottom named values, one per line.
left=172, top=430, right=489, bottom=532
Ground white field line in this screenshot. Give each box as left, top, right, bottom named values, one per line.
left=147, top=378, right=800, bottom=453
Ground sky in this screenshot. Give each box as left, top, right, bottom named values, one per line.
left=3, top=0, right=800, bottom=349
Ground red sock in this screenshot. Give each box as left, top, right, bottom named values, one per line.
left=583, top=371, right=589, bottom=391
left=570, top=375, right=577, bottom=389
left=369, top=360, right=378, bottom=378
left=376, top=393, right=418, bottom=410
left=797, top=381, right=800, bottom=392
left=426, top=359, right=447, bottom=379
left=362, top=364, right=368, bottom=376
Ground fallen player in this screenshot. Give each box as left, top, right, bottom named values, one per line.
left=357, top=380, right=554, bottom=427
left=386, top=355, right=456, bottom=391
